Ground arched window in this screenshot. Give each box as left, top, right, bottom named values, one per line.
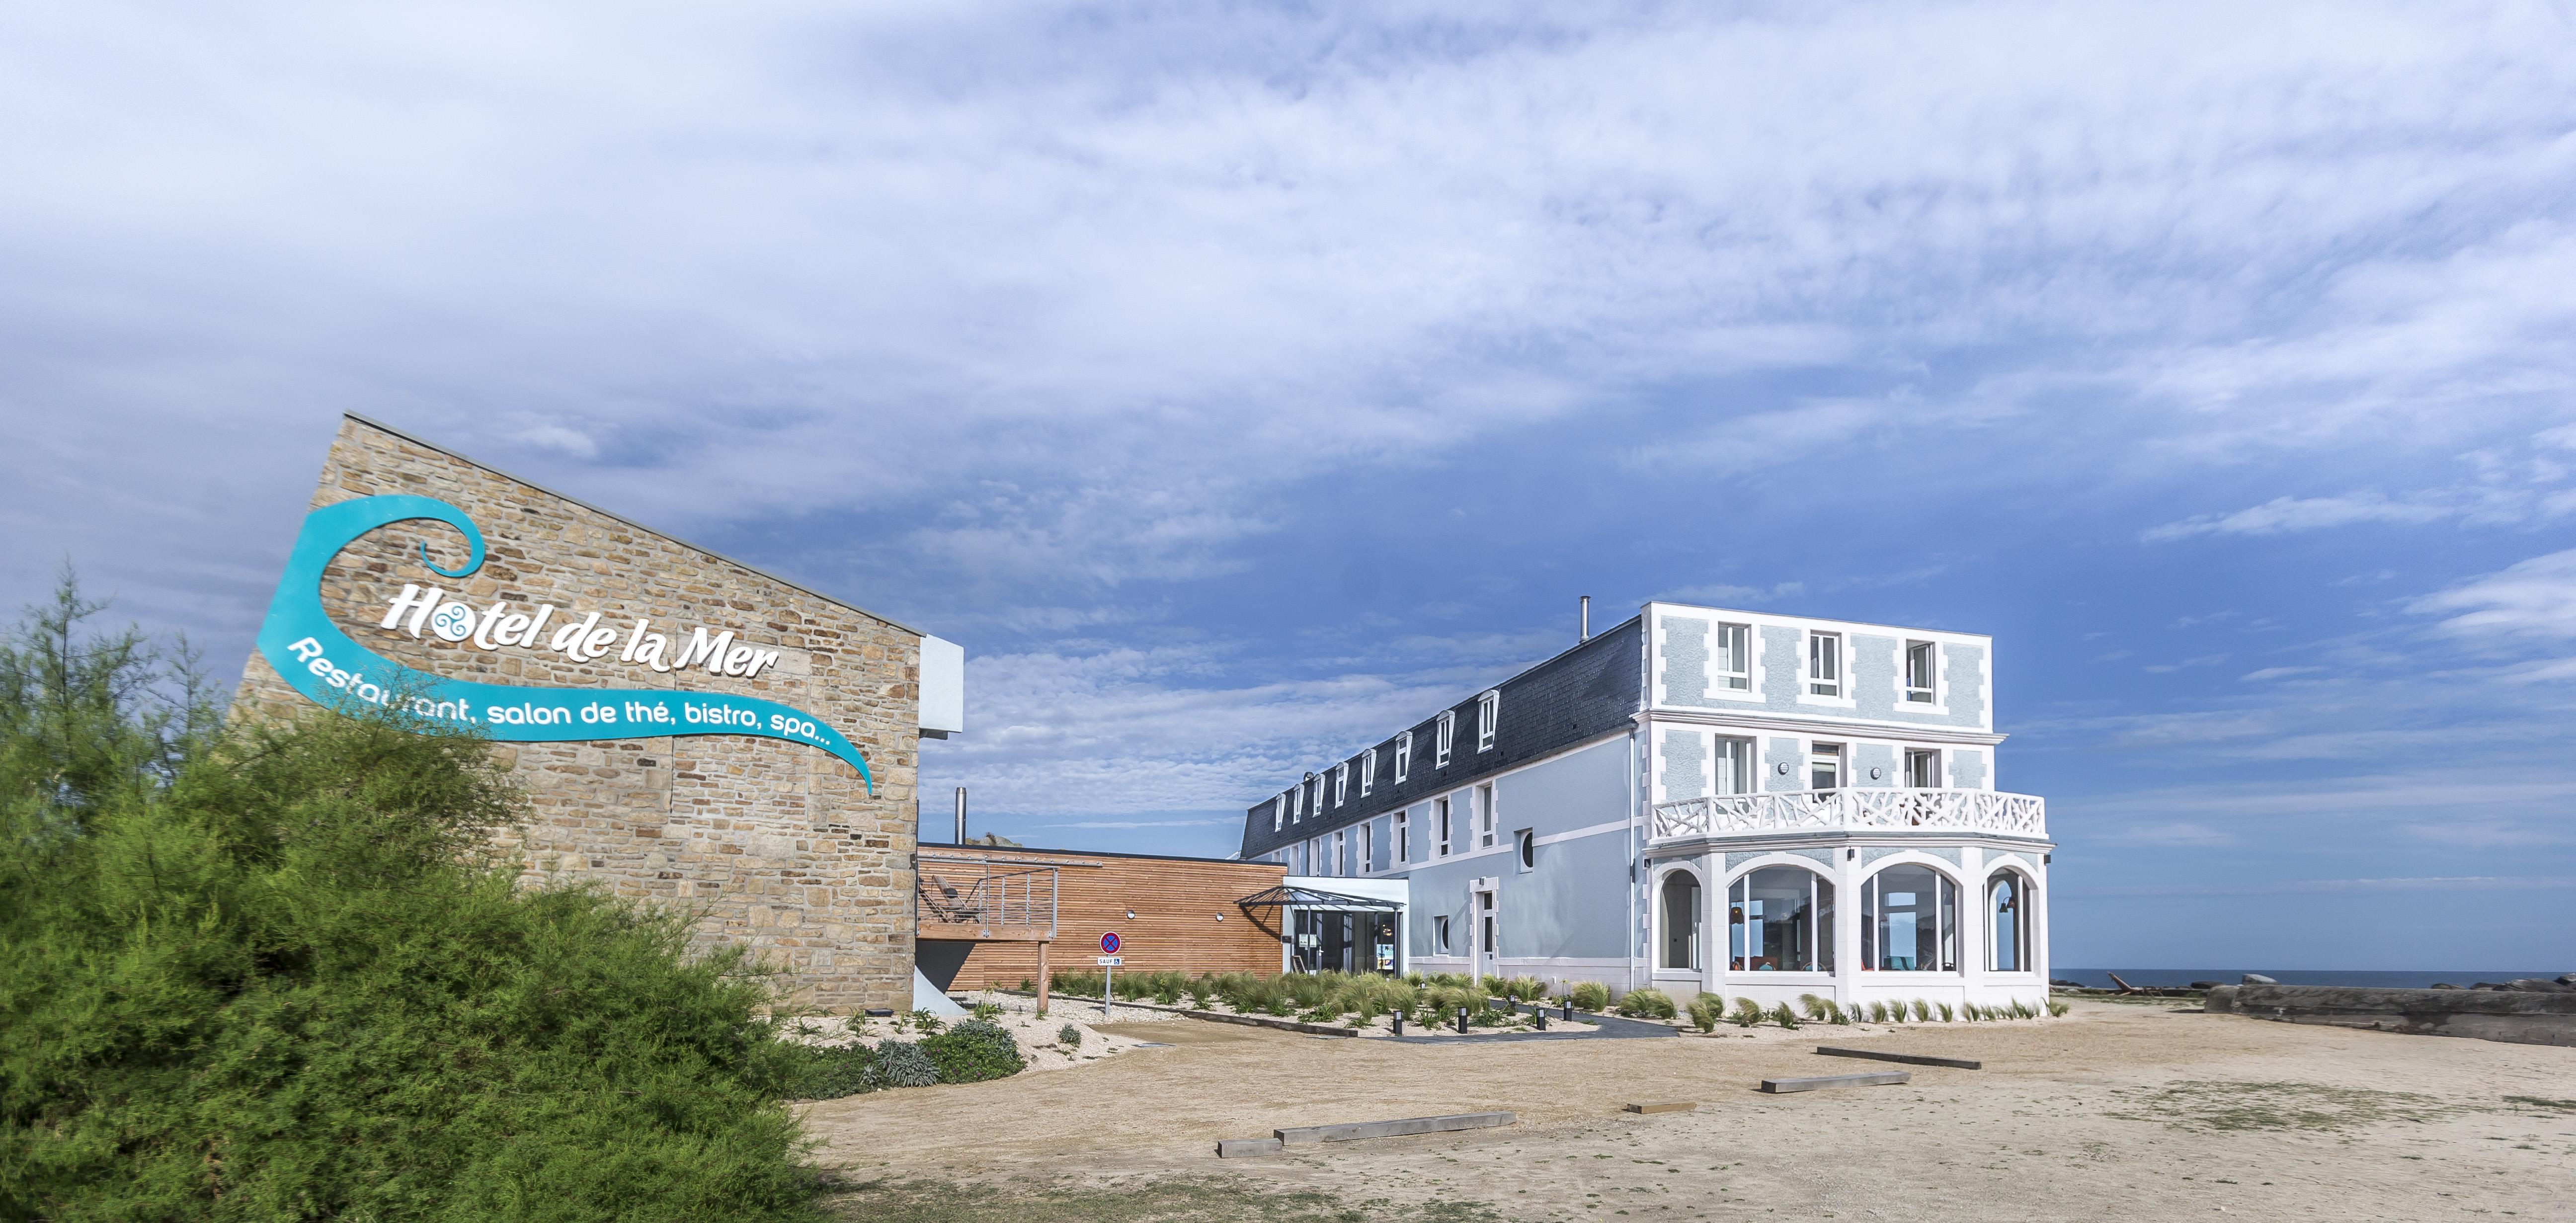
left=1861, top=863, right=1958, bottom=972
left=1659, top=872, right=1701, bottom=970
left=1728, top=866, right=1833, bottom=972
left=1989, top=872, right=2031, bottom=973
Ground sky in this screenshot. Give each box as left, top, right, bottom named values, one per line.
left=3, top=2, right=2573, bottom=971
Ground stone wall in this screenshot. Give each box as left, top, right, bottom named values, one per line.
left=235, top=415, right=920, bottom=1012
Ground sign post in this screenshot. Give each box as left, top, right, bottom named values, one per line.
left=1098, top=932, right=1122, bottom=1017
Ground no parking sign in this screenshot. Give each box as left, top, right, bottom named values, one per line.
left=1100, top=931, right=1121, bottom=955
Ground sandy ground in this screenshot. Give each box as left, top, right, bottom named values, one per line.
left=802, top=998, right=2576, bottom=1221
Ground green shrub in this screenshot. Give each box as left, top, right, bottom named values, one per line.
left=1686, top=993, right=1726, bottom=1033
left=1798, top=993, right=1831, bottom=1021
left=873, top=1039, right=938, bottom=1087
left=1935, top=1001, right=1955, bottom=1023
left=1871, top=1000, right=1895, bottom=1023
left=0, top=578, right=820, bottom=1221
left=1058, top=1023, right=1083, bottom=1047
left=1019, top=977, right=1037, bottom=992
left=922, top=1018, right=1024, bottom=1084
left=1771, top=1002, right=1800, bottom=1029
left=1569, top=980, right=1611, bottom=1011
left=1827, top=999, right=1850, bottom=1024
left=909, top=1008, right=947, bottom=1034
left=2010, top=999, right=2037, bottom=1020
left=1615, top=986, right=1678, bottom=1020
left=1728, top=997, right=1764, bottom=1027
left=970, top=999, right=1003, bottom=1021
left=791, top=1043, right=880, bottom=1100
left=1911, top=998, right=1935, bottom=1023
left=2045, top=999, right=2070, bottom=1017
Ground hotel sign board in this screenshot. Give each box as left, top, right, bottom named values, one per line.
left=256, top=492, right=876, bottom=792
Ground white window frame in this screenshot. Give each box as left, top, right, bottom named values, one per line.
left=1515, top=828, right=1535, bottom=873
left=1807, top=740, right=1845, bottom=791
left=1272, top=796, right=1285, bottom=831
left=1291, top=781, right=1305, bottom=822
left=1476, top=689, right=1500, bottom=752
left=1435, top=711, right=1455, bottom=767
left=1332, top=829, right=1347, bottom=876
left=1360, top=749, right=1376, bottom=796
left=1395, top=810, right=1410, bottom=862
left=1477, top=783, right=1496, bottom=848
left=1436, top=796, right=1452, bottom=857
left=1904, top=640, right=1939, bottom=705
left=1395, top=731, right=1413, bottom=781
left=1713, top=735, right=1755, bottom=796
left=1433, top=914, right=1453, bottom=955
left=1904, top=747, right=1942, bottom=789
left=1806, top=631, right=1844, bottom=699
left=1359, top=822, right=1373, bottom=874
left=1714, top=621, right=1753, bottom=692
left=1334, top=762, right=1348, bottom=807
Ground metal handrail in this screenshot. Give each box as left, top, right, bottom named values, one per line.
left=914, top=860, right=1060, bottom=934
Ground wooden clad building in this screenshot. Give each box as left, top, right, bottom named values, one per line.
left=914, top=845, right=1288, bottom=992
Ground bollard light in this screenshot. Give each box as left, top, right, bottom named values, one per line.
left=1456, top=1007, right=1469, bottom=1035
left=1392, top=1008, right=1405, bottom=1037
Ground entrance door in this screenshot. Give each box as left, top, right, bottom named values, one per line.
left=1475, top=887, right=1499, bottom=979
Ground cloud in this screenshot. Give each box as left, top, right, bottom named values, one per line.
left=1040, top=818, right=1240, bottom=830
left=2410, top=549, right=2576, bottom=644
left=1657, top=581, right=1806, bottom=607
left=2144, top=494, right=2452, bottom=542
left=511, top=423, right=600, bottom=459
left=2240, top=666, right=2322, bottom=681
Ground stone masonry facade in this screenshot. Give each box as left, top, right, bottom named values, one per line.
left=235, top=415, right=920, bottom=1012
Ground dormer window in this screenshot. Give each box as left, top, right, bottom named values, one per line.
left=1334, top=762, right=1349, bottom=807
left=1395, top=731, right=1413, bottom=781
left=1290, top=783, right=1303, bottom=821
left=1807, top=632, right=1843, bottom=698
left=1435, top=711, right=1455, bottom=767
left=1360, top=749, right=1376, bottom=796
left=1476, top=690, right=1499, bottom=752
left=1273, top=795, right=1285, bottom=831
left=1905, top=641, right=1937, bottom=703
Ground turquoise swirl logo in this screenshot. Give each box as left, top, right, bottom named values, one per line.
left=254, top=494, right=874, bottom=794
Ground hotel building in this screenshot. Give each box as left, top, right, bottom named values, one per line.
left=1237, top=602, right=2052, bottom=1010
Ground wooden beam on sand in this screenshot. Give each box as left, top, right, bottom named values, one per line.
left=1814, top=1046, right=1982, bottom=1070
left=1759, top=1071, right=1911, bottom=1093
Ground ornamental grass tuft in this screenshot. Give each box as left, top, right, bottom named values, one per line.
left=1686, top=992, right=1726, bottom=1033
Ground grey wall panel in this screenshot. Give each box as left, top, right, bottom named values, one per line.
left=1494, top=736, right=1633, bottom=840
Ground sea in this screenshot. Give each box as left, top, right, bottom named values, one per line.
left=2061, top=968, right=2567, bottom=989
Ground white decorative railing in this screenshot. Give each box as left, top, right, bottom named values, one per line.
left=1650, top=788, right=2045, bottom=841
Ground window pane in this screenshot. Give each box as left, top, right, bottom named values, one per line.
left=1866, top=865, right=1958, bottom=972
left=1991, top=875, right=2025, bottom=972
left=1730, top=867, right=1832, bottom=972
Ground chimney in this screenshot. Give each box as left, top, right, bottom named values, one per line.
left=953, top=786, right=967, bottom=844
left=1579, top=595, right=1591, bottom=643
